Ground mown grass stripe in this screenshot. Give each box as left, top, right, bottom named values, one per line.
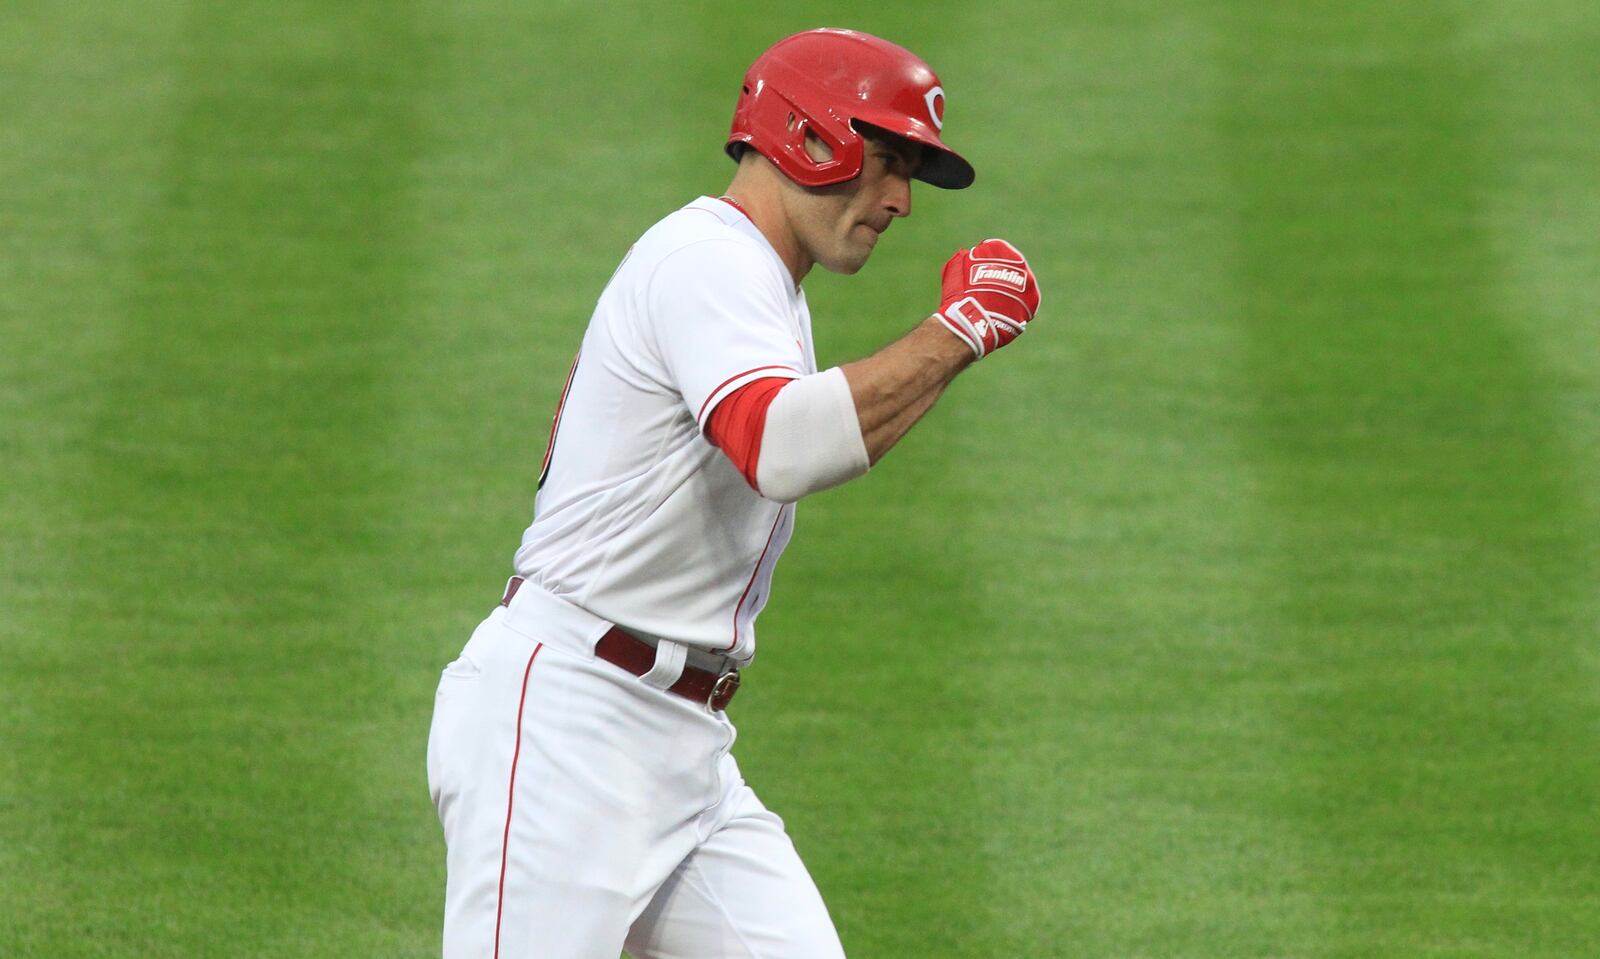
left=7, top=2, right=429, bottom=955
left=1, top=2, right=193, bottom=952
left=1219, top=3, right=1600, bottom=953
left=948, top=4, right=1340, bottom=954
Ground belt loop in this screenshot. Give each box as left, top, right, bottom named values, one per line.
left=638, top=639, right=688, bottom=690
left=500, top=576, right=524, bottom=607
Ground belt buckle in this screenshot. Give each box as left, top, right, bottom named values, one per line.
left=708, top=668, right=741, bottom=711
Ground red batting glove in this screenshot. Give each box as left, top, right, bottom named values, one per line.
left=934, top=239, right=1041, bottom=359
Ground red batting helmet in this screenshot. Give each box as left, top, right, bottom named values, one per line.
left=726, top=29, right=975, bottom=190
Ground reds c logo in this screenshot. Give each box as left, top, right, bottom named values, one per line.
left=923, top=86, right=945, bottom=131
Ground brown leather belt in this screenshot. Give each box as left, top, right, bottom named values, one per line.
left=500, top=576, right=741, bottom=711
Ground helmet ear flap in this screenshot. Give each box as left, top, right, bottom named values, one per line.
left=783, top=110, right=863, bottom=186
left=728, top=72, right=865, bottom=187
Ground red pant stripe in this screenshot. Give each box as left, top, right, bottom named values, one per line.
left=494, top=643, right=544, bottom=958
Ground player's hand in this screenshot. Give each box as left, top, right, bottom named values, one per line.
left=934, top=239, right=1041, bottom=359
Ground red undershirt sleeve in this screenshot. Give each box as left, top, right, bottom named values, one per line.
left=704, top=376, right=792, bottom=491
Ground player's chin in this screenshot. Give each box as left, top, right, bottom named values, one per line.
left=817, top=238, right=876, bottom=275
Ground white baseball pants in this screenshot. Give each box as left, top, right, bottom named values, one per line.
left=426, top=602, right=846, bottom=959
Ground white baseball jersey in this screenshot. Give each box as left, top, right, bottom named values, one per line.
left=513, top=196, right=816, bottom=662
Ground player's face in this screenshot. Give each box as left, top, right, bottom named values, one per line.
left=792, top=131, right=920, bottom=275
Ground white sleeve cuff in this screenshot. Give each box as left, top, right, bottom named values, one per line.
left=754, top=367, right=870, bottom=503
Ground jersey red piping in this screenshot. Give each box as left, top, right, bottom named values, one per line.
left=716, top=195, right=751, bottom=219
left=494, top=643, right=545, bottom=959
left=696, top=364, right=800, bottom=425
left=726, top=507, right=787, bottom=653
left=537, top=350, right=583, bottom=489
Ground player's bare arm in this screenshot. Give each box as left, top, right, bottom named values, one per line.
left=841, top=316, right=972, bottom=464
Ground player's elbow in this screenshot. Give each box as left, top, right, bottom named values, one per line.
left=753, top=367, right=870, bottom=503
left=753, top=462, right=823, bottom=504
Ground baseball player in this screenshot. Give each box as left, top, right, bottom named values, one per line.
left=426, top=28, right=1040, bottom=959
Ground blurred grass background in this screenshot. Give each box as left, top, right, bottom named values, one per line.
left=2, top=1, right=1597, bottom=956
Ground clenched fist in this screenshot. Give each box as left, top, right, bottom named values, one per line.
left=934, top=239, right=1041, bottom=359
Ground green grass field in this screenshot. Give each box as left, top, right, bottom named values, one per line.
left=4, top=1, right=1598, bottom=956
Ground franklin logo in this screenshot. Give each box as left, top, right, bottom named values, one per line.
left=970, top=264, right=1028, bottom=292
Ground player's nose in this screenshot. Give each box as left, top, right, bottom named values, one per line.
left=884, top=174, right=912, bottom=218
